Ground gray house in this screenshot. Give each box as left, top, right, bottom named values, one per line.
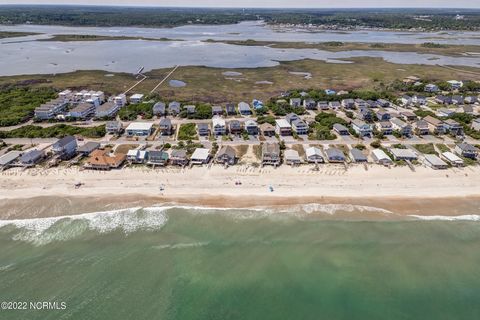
left=350, top=148, right=368, bottom=163
left=106, top=121, right=122, bottom=134
left=153, top=102, right=166, bottom=116
left=159, top=118, right=173, bottom=136
left=262, top=143, right=281, bottom=166
left=455, top=143, right=478, bottom=159
left=170, top=149, right=189, bottom=166
left=20, top=149, right=45, bottom=165
left=52, top=136, right=77, bottom=159
left=325, top=148, right=346, bottom=163
left=216, top=146, right=236, bottom=165
left=169, top=101, right=181, bottom=115
left=333, top=123, right=349, bottom=135
left=197, top=123, right=209, bottom=136
left=147, top=150, right=169, bottom=166
left=238, top=102, right=252, bottom=115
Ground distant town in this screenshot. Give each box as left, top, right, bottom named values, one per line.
left=1, top=76, right=479, bottom=172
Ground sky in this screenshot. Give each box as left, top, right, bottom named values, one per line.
left=1, top=0, right=478, bottom=8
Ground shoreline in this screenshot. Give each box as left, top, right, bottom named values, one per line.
left=1, top=165, right=480, bottom=220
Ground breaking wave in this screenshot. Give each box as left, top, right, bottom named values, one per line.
left=0, top=207, right=168, bottom=246
left=0, top=203, right=394, bottom=245
left=409, top=215, right=480, bottom=221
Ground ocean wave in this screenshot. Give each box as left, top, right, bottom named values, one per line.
left=408, top=215, right=480, bottom=221
left=0, top=207, right=168, bottom=246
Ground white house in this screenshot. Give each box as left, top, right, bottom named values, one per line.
left=130, top=93, right=144, bottom=104
left=125, top=122, right=153, bottom=136
left=351, top=119, right=372, bottom=137
left=212, top=116, right=226, bottom=136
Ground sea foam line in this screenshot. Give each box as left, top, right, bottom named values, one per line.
left=409, top=215, right=480, bottom=221
left=0, top=207, right=169, bottom=245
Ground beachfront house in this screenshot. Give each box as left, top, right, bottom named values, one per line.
left=333, top=124, right=349, bottom=136
left=159, top=118, right=173, bottom=136
left=390, top=148, right=418, bottom=161
left=371, top=149, right=392, bottom=165
left=153, top=102, right=166, bottom=116
left=77, top=142, right=100, bottom=156
left=125, top=122, right=154, bottom=137
left=52, top=136, right=78, bottom=160
left=127, top=149, right=147, bottom=164
left=147, top=150, right=169, bottom=166
left=0, top=151, right=22, bottom=169
left=455, top=143, right=478, bottom=159
left=238, top=102, right=252, bottom=115
left=262, top=143, right=281, bottom=166
left=229, top=120, right=242, bottom=135
left=291, top=119, right=309, bottom=135
left=424, top=154, right=448, bottom=170
left=190, top=148, right=211, bottom=165
left=390, top=118, right=412, bottom=137
left=106, top=121, right=122, bottom=135
left=170, top=149, right=189, bottom=166
left=376, top=121, right=393, bottom=135
left=20, top=149, right=45, bottom=166
left=86, top=149, right=126, bottom=170
left=245, top=120, right=258, bottom=135
left=284, top=149, right=302, bottom=165
left=305, top=147, right=324, bottom=163
left=442, top=152, right=464, bottom=167
left=325, top=148, right=345, bottom=163
left=351, top=119, right=372, bottom=137
left=216, top=146, right=236, bottom=165
left=350, top=148, right=368, bottom=163
left=260, top=123, right=275, bottom=137
left=275, top=119, right=292, bottom=136
left=197, top=123, right=210, bottom=137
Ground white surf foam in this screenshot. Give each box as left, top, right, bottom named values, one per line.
left=409, top=215, right=480, bottom=221
left=152, top=241, right=210, bottom=250
left=0, top=207, right=169, bottom=245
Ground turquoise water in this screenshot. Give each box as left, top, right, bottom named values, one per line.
left=1, top=206, right=480, bottom=320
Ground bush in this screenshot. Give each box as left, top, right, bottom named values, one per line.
left=178, top=123, right=198, bottom=140
left=370, top=140, right=381, bottom=148
left=0, top=124, right=105, bottom=139
left=0, top=87, right=57, bottom=127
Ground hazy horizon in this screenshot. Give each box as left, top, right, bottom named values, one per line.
left=1, top=1, right=479, bottom=9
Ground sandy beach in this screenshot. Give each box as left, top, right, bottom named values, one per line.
left=1, top=164, right=480, bottom=219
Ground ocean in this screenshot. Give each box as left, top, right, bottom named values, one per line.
left=1, top=205, right=480, bottom=320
